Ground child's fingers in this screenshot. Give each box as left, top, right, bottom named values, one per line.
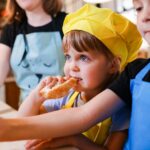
left=25, top=139, right=52, bottom=150
left=40, top=76, right=71, bottom=90
left=25, top=139, right=43, bottom=149
left=36, top=77, right=52, bottom=91
left=39, top=77, right=58, bottom=89
left=43, top=76, right=69, bottom=88
left=56, top=76, right=67, bottom=84
left=42, top=76, right=55, bottom=85
left=46, top=78, right=58, bottom=88
left=63, top=76, right=70, bottom=80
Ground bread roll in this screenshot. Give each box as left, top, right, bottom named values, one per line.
left=40, top=77, right=77, bottom=99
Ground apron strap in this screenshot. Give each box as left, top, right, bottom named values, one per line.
left=135, top=62, right=150, bottom=80
left=62, top=91, right=79, bottom=109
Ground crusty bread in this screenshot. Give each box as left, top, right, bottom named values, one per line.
left=40, top=77, right=77, bottom=99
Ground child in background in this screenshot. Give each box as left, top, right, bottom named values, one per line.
left=0, top=0, right=6, bottom=30
left=20, top=4, right=141, bottom=150
left=0, top=0, right=66, bottom=101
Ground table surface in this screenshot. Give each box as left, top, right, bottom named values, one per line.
left=0, top=101, right=78, bottom=150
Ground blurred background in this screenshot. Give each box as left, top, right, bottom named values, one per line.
left=0, top=0, right=149, bottom=109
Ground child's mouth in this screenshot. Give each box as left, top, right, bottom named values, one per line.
left=71, top=77, right=82, bottom=84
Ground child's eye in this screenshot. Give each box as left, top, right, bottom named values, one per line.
left=80, top=55, right=90, bottom=62
left=65, top=54, right=71, bottom=61
left=135, top=6, right=143, bottom=12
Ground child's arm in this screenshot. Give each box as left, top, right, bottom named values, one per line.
left=104, top=130, right=128, bottom=150
left=18, top=80, right=46, bottom=117
left=75, top=130, right=128, bottom=150
left=25, top=131, right=127, bottom=150
left=0, top=89, right=124, bottom=141
left=18, top=76, right=60, bottom=116
left=18, top=90, right=44, bottom=116
left=25, top=134, right=103, bottom=150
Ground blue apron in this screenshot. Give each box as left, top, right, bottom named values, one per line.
left=124, top=62, right=150, bottom=150
left=10, top=32, right=65, bottom=100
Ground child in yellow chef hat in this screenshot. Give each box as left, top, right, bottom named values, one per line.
left=63, top=4, right=142, bottom=70
left=18, top=4, right=142, bottom=150
left=0, top=4, right=142, bottom=150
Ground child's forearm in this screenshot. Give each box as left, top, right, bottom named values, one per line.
left=0, top=117, right=33, bottom=141
left=0, top=107, right=89, bottom=141
left=71, top=134, right=106, bottom=150
left=0, top=90, right=123, bottom=141
left=18, top=90, right=45, bottom=117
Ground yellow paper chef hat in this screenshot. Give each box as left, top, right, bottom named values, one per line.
left=63, top=4, right=142, bottom=69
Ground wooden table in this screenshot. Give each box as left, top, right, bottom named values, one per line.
left=0, top=101, right=78, bottom=150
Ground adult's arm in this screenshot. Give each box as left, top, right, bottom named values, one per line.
left=0, top=89, right=124, bottom=141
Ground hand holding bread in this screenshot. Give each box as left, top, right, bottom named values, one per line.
left=40, top=77, right=77, bottom=99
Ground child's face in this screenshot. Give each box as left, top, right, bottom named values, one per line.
left=16, top=0, right=43, bottom=11
left=133, top=0, right=150, bottom=44
left=64, top=46, right=113, bottom=94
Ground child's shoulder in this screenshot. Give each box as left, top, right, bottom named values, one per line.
left=129, top=58, right=149, bottom=67
left=2, top=19, right=27, bottom=34
left=125, top=58, right=150, bottom=78
left=5, top=18, right=26, bottom=27
left=54, top=11, right=67, bottom=21
left=56, top=11, right=67, bottom=17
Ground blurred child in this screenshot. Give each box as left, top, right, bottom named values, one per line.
left=19, top=4, right=142, bottom=149
left=0, top=2, right=149, bottom=150
left=0, top=0, right=6, bottom=30
left=0, top=0, right=66, bottom=101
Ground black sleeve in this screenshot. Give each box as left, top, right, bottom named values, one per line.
left=0, top=23, right=16, bottom=48
left=54, top=12, right=67, bottom=38
left=108, top=59, right=150, bottom=106
left=109, top=66, right=131, bottom=105
left=57, top=12, right=67, bottom=25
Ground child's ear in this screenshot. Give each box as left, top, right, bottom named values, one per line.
left=109, top=57, right=121, bottom=74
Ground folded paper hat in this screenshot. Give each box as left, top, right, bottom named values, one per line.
left=63, top=4, right=142, bottom=69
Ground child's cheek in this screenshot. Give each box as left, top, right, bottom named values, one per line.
left=63, top=64, right=68, bottom=75
left=137, top=25, right=143, bottom=36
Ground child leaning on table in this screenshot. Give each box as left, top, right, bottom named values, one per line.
left=18, top=4, right=142, bottom=150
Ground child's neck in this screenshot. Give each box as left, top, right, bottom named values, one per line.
left=26, top=10, right=52, bottom=27
left=81, top=90, right=101, bottom=102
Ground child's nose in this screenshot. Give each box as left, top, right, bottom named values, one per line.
left=141, top=6, right=150, bottom=22
left=70, top=61, right=80, bottom=72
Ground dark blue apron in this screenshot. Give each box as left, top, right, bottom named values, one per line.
left=124, top=62, right=150, bottom=150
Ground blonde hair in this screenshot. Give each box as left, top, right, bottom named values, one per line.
left=6, top=0, right=63, bottom=23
